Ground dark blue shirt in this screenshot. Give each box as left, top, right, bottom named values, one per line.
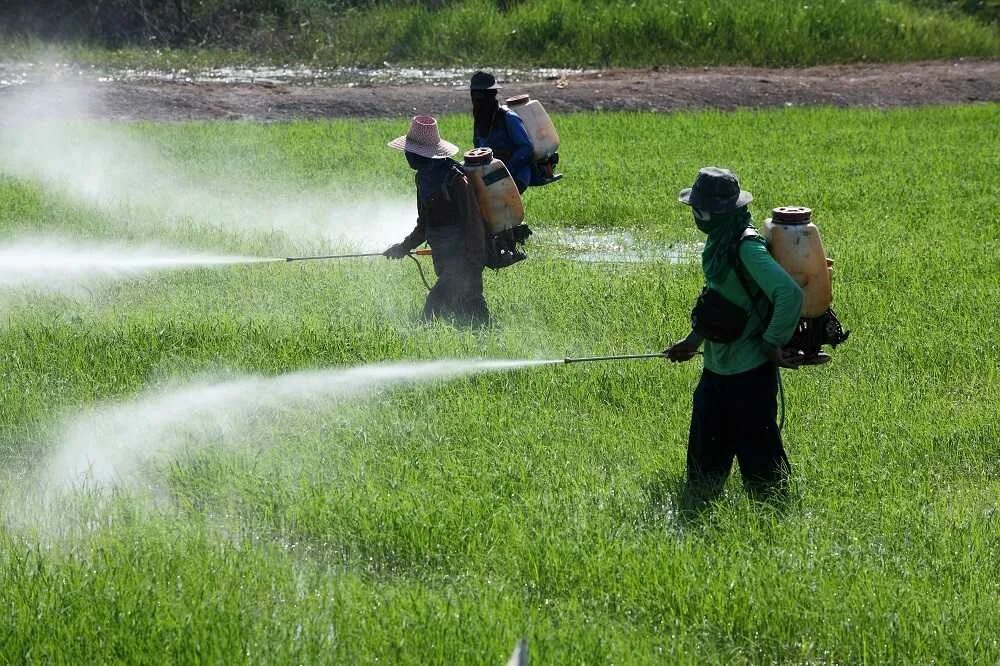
left=473, top=107, right=534, bottom=190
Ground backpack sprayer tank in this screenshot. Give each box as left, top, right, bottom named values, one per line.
left=763, top=206, right=849, bottom=364
left=463, top=148, right=532, bottom=269
left=463, top=147, right=524, bottom=233
left=505, top=94, right=563, bottom=184
left=763, top=206, right=831, bottom=316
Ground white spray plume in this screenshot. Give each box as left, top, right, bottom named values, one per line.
left=0, top=237, right=276, bottom=293
left=43, top=359, right=557, bottom=491
left=0, top=82, right=416, bottom=249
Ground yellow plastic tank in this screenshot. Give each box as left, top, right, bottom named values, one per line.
left=506, top=94, right=560, bottom=160
left=463, top=148, right=525, bottom=234
left=762, top=206, right=833, bottom=317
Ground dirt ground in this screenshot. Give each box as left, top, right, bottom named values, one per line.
left=2, top=59, right=997, bottom=121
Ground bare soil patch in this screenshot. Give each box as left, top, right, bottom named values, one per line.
left=2, top=59, right=997, bottom=121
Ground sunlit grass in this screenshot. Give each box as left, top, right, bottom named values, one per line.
left=2, top=0, right=998, bottom=68
left=1, top=105, right=998, bottom=663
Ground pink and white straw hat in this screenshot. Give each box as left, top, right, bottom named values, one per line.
left=388, top=115, right=459, bottom=158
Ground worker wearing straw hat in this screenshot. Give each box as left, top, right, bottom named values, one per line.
left=383, top=115, right=490, bottom=326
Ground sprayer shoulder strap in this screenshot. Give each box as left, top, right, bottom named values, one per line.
left=449, top=161, right=468, bottom=183
left=729, top=230, right=774, bottom=329
left=497, top=107, right=514, bottom=134
left=431, top=162, right=466, bottom=203
left=728, top=230, right=763, bottom=298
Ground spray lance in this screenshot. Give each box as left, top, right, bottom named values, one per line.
left=284, top=247, right=434, bottom=290
left=284, top=248, right=433, bottom=262
left=557, top=349, right=787, bottom=428
left=562, top=351, right=701, bottom=364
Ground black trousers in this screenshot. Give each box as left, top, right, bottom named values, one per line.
left=424, top=225, right=489, bottom=326
left=685, top=362, right=789, bottom=501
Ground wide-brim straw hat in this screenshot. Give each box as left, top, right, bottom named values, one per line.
left=678, top=166, right=753, bottom=213
left=388, top=115, right=458, bottom=159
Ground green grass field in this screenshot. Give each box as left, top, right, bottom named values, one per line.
left=324, top=0, right=1000, bottom=67
left=4, top=0, right=999, bottom=68
left=1, top=105, right=999, bottom=663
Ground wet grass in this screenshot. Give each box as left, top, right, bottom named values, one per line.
left=2, top=0, right=999, bottom=68
left=1, top=105, right=999, bottom=663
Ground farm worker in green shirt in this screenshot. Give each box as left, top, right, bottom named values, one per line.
left=665, top=167, right=804, bottom=505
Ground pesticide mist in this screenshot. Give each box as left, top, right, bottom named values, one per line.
left=42, top=359, right=555, bottom=492
left=0, top=237, right=278, bottom=293
left=0, top=81, right=415, bottom=249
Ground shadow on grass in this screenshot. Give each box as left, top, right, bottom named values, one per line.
left=640, top=473, right=796, bottom=531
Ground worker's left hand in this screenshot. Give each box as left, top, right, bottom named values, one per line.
left=664, top=333, right=702, bottom=362
left=383, top=243, right=409, bottom=260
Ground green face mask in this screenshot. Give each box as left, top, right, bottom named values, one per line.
left=697, top=207, right=753, bottom=282
left=693, top=208, right=724, bottom=235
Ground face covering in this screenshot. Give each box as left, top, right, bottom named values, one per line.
left=405, top=151, right=430, bottom=171
left=472, top=91, right=499, bottom=138
left=406, top=151, right=451, bottom=200
left=697, top=206, right=754, bottom=283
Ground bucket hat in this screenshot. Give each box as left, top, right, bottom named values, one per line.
left=388, top=115, right=459, bottom=159
left=470, top=70, right=500, bottom=91
left=678, top=167, right=753, bottom=213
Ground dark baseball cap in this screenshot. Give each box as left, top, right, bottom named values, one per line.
left=470, top=70, right=500, bottom=91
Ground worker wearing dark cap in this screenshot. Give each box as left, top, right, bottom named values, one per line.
left=665, top=167, right=804, bottom=507
left=470, top=70, right=534, bottom=194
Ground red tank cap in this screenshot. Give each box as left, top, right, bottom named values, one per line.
left=463, top=147, right=494, bottom=166
left=771, top=206, right=812, bottom=224
left=505, top=94, right=530, bottom=107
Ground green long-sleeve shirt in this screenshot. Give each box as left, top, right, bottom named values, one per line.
left=702, top=237, right=803, bottom=375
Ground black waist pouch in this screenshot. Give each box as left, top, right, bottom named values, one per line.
left=691, top=287, right=749, bottom=343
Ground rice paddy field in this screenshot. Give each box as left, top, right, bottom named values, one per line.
left=1, top=104, right=999, bottom=662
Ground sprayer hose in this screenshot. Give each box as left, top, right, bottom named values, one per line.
left=408, top=253, right=432, bottom=292
left=777, top=367, right=786, bottom=432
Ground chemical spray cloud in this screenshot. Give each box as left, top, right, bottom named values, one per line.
left=0, top=81, right=414, bottom=250
left=43, top=359, right=556, bottom=492
left=0, top=237, right=278, bottom=293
